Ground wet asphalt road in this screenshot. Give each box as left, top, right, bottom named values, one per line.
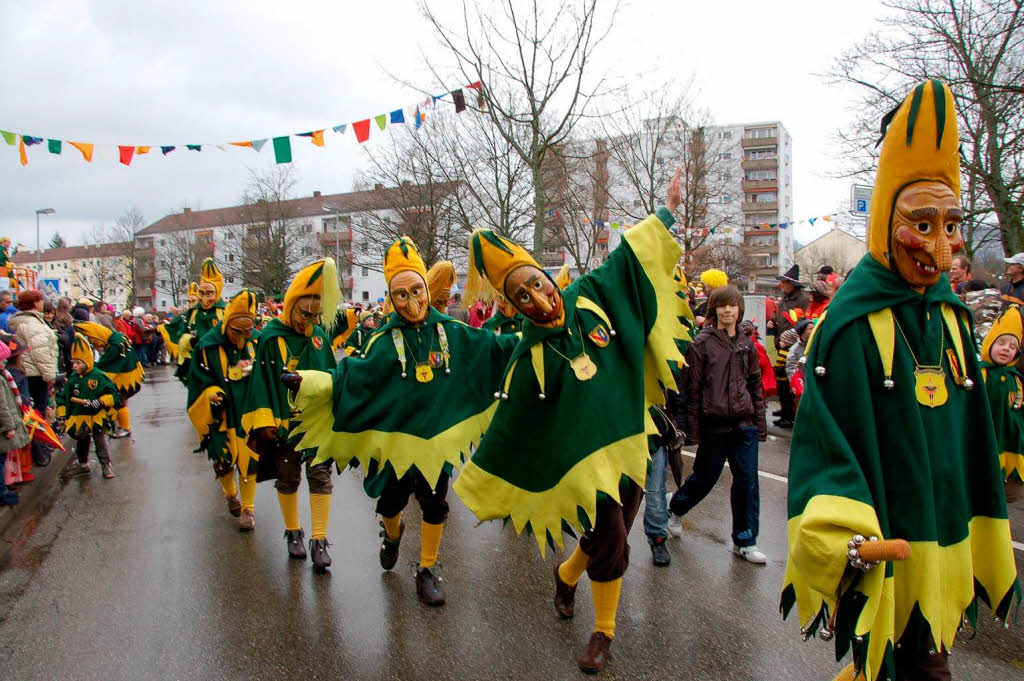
left=0, top=366, right=1021, bottom=681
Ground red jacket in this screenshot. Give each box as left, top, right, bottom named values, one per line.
left=115, top=317, right=139, bottom=344
left=753, top=337, right=777, bottom=397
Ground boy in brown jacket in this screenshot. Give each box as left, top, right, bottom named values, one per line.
left=669, top=284, right=768, bottom=563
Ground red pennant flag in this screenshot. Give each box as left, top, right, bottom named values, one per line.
left=467, top=81, right=482, bottom=89
left=352, top=119, right=371, bottom=143
left=118, top=145, right=135, bottom=166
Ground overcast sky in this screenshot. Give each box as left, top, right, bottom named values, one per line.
left=0, top=0, right=884, bottom=253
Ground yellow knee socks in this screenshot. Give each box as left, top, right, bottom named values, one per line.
left=557, top=544, right=589, bottom=587
left=310, top=493, right=331, bottom=540
left=217, top=473, right=237, bottom=499
left=420, top=521, right=444, bottom=568
left=238, top=473, right=256, bottom=512
left=382, top=513, right=402, bottom=541
left=116, top=406, right=131, bottom=430
left=277, top=492, right=301, bottom=531
left=591, top=578, right=622, bottom=638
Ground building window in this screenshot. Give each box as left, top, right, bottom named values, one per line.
left=744, top=169, right=777, bottom=181
left=161, top=300, right=167, bottom=308
left=723, top=194, right=733, bottom=203
left=159, top=239, right=165, bottom=247
left=362, top=291, right=369, bottom=301
left=227, top=254, right=234, bottom=262
left=722, top=130, right=732, bottom=139
left=744, top=148, right=777, bottom=161
left=746, top=192, right=777, bottom=203
left=722, top=152, right=732, bottom=160
left=361, top=267, right=369, bottom=277
left=226, top=276, right=234, bottom=284
left=744, top=126, right=776, bottom=139
left=301, top=246, right=313, bottom=256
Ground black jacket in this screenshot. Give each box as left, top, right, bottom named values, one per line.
left=685, top=325, right=766, bottom=443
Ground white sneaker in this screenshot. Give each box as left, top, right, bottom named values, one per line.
left=666, top=513, right=683, bottom=537
left=733, top=545, right=767, bottom=564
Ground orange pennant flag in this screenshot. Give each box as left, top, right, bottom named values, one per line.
left=69, top=141, right=94, bottom=162
left=136, top=146, right=150, bottom=154
left=18, top=136, right=27, bottom=166
left=823, top=215, right=832, bottom=222
left=311, top=130, right=324, bottom=147
left=231, top=141, right=254, bottom=148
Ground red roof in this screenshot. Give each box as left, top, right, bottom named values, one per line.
left=138, top=184, right=457, bottom=236
left=19, top=241, right=133, bottom=263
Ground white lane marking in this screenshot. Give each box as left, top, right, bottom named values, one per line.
left=681, top=451, right=1024, bottom=553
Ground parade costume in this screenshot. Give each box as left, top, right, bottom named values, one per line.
left=73, top=321, right=144, bottom=438
left=979, top=306, right=1024, bottom=484
left=57, top=334, right=121, bottom=478
left=242, top=258, right=340, bottom=571
left=426, top=260, right=457, bottom=313
left=166, top=262, right=226, bottom=384
left=293, top=239, right=518, bottom=604
left=341, top=312, right=376, bottom=357
left=453, top=208, right=691, bottom=671
left=780, top=81, right=1019, bottom=681
left=160, top=282, right=199, bottom=361
left=187, top=290, right=261, bottom=531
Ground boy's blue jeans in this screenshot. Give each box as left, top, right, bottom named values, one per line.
left=643, top=446, right=669, bottom=543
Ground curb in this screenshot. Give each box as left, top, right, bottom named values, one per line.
left=0, top=446, right=72, bottom=569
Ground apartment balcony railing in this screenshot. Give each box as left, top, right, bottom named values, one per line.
left=741, top=136, right=777, bottom=149
left=741, top=179, right=778, bottom=192
left=742, top=201, right=778, bottom=213
left=740, top=158, right=778, bottom=170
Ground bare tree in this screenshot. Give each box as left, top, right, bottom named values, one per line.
left=540, top=140, right=612, bottom=274
left=689, top=241, right=752, bottom=285
left=419, top=0, right=619, bottom=257
left=77, top=225, right=128, bottom=305
left=109, top=206, right=146, bottom=306
left=155, top=223, right=203, bottom=307
left=829, top=0, right=1024, bottom=256
left=220, top=165, right=314, bottom=296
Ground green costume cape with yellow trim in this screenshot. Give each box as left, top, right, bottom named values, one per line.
left=454, top=209, right=691, bottom=554
left=165, top=303, right=226, bottom=383
left=481, top=310, right=524, bottom=335
left=295, top=307, right=519, bottom=489
left=94, top=330, right=145, bottom=400
left=56, top=368, right=121, bottom=437
left=780, top=256, right=1019, bottom=681
left=981, top=361, right=1024, bottom=482
left=240, top=317, right=336, bottom=440
left=187, top=325, right=260, bottom=474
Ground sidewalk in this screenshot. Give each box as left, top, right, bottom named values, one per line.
left=0, top=446, right=72, bottom=568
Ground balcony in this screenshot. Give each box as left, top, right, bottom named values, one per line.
left=741, top=136, right=777, bottom=149
left=742, top=201, right=778, bottom=213
left=135, top=265, right=156, bottom=279
left=741, top=158, right=777, bottom=170
left=742, top=180, right=777, bottom=192
left=541, top=251, right=566, bottom=268
left=318, top=230, right=353, bottom=248
left=744, top=228, right=779, bottom=237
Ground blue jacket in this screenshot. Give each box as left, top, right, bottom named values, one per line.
left=0, top=305, right=16, bottom=333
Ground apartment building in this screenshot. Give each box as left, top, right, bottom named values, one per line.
left=20, top=242, right=133, bottom=309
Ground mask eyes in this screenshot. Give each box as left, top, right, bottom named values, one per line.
left=532, top=279, right=544, bottom=291
left=944, top=222, right=957, bottom=236
left=392, top=291, right=407, bottom=302
left=519, top=292, right=531, bottom=304
left=916, top=222, right=932, bottom=235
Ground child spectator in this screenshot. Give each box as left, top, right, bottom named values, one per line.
left=979, top=305, right=1024, bottom=503
left=742, top=321, right=776, bottom=399
left=670, top=285, right=768, bottom=564
left=57, top=334, right=120, bottom=480
left=0, top=338, right=30, bottom=504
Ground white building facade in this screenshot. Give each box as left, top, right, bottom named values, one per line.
left=20, top=243, right=133, bottom=309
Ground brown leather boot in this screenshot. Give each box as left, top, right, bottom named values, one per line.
left=238, top=508, right=254, bottom=532
left=226, top=496, right=242, bottom=517
left=553, top=564, right=576, bottom=618
left=578, top=632, right=612, bottom=674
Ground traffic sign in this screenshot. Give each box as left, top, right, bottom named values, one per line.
left=851, top=185, right=872, bottom=215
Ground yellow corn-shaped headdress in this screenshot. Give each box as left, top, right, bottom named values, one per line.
left=71, top=332, right=94, bottom=370
left=74, top=321, right=113, bottom=346
left=383, top=236, right=428, bottom=285
left=465, top=228, right=541, bottom=306
left=282, top=258, right=343, bottom=334
left=221, top=289, right=258, bottom=332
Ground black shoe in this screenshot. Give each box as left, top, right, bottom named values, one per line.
left=379, top=522, right=405, bottom=571
left=650, top=537, right=671, bottom=567
left=553, top=564, right=576, bottom=618
left=284, top=529, right=306, bottom=559
left=32, top=448, right=51, bottom=467
left=310, top=538, right=332, bottom=572
left=773, top=418, right=794, bottom=428
left=415, top=566, right=446, bottom=606
left=771, top=409, right=782, bottom=417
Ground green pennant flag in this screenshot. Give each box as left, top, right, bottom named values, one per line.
left=611, top=222, right=619, bottom=230
left=375, top=114, right=387, bottom=131
left=0, top=131, right=15, bottom=146
left=273, top=136, right=292, bottom=164
left=48, top=139, right=62, bottom=154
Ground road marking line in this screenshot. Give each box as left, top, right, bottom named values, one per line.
left=681, top=451, right=1024, bottom=553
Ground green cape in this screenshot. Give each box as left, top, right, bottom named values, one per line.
left=781, top=255, right=1019, bottom=681
left=170, top=302, right=226, bottom=383
left=95, top=330, right=144, bottom=399
left=56, top=368, right=121, bottom=437
left=187, top=325, right=260, bottom=472
left=454, top=210, right=691, bottom=554
left=295, top=307, right=519, bottom=489
left=981, top=362, right=1024, bottom=482
left=481, top=310, right=524, bottom=335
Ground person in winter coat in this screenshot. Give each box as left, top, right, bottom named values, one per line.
left=0, top=291, right=16, bottom=333
left=0, top=338, right=30, bottom=505
left=669, top=284, right=768, bottom=564
left=8, top=290, right=58, bottom=417
left=805, top=280, right=831, bottom=320
left=742, top=320, right=776, bottom=398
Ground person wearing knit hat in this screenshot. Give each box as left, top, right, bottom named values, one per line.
left=341, top=310, right=377, bottom=358
left=770, top=263, right=809, bottom=428
left=74, top=321, right=144, bottom=439
left=805, top=280, right=832, bottom=320
left=453, top=168, right=693, bottom=673
left=781, top=81, right=1018, bottom=681
left=188, top=290, right=261, bottom=531
left=241, top=258, right=340, bottom=572
left=56, top=333, right=121, bottom=480
left=286, top=237, right=518, bottom=604
left=163, top=260, right=226, bottom=385
left=978, top=305, right=1024, bottom=504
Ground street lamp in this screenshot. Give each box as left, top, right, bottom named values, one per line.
left=35, top=208, right=55, bottom=283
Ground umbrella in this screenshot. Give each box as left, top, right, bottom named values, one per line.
left=23, top=407, right=65, bottom=451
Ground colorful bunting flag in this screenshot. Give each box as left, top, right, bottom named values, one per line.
left=0, top=131, right=14, bottom=146
left=452, top=89, right=466, bottom=113
left=272, top=136, right=292, bottom=164
left=230, top=141, right=254, bottom=149
left=161, top=146, right=176, bottom=155
left=136, top=146, right=150, bottom=154
left=70, top=142, right=93, bottom=162
left=374, top=114, right=387, bottom=131
left=186, top=145, right=202, bottom=151
left=352, top=119, right=371, bottom=143
left=118, top=145, right=135, bottom=166
left=390, top=109, right=405, bottom=124
left=251, top=139, right=268, bottom=152
left=48, top=140, right=61, bottom=154
left=413, top=107, right=421, bottom=131
left=18, top=137, right=26, bottom=166
left=332, top=124, right=347, bottom=135
left=22, top=136, right=43, bottom=146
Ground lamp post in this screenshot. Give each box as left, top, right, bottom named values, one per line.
left=35, top=208, right=55, bottom=285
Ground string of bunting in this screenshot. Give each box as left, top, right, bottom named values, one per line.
left=545, top=208, right=841, bottom=236
left=2, top=82, right=482, bottom=167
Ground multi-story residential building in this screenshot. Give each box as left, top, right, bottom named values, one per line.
left=19, top=242, right=133, bottom=309
left=134, top=185, right=445, bottom=311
